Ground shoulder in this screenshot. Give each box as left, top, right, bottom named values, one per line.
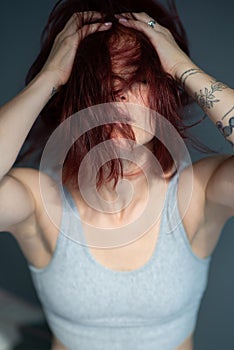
left=174, top=155, right=232, bottom=241
left=181, top=154, right=233, bottom=211
left=178, top=154, right=232, bottom=200
left=191, top=154, right=234, bottom=215
left=5, top=168, right=63, bottom=267
left=191, top=154, right=231, bottom=187
left=9, top=166, right=55, bottom=187
left=183, top=154, right=233, bottom=228
left=6, top=167, right=62, bottom=235
left=9, top=166, right=59, bottom=197
left=8, top=167, right=60, bottom=211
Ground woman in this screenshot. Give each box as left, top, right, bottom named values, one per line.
left=0, top=0, right=233, bottom=349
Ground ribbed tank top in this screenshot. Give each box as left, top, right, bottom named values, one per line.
left=28, top=170, right=212, bottom=350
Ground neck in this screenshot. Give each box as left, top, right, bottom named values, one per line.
left=75, top=140, right=172, bottom=222
left=95, top=154, right=162, bottom=217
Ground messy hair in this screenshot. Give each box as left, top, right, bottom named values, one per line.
left=24, top=0, right=195, bottom=189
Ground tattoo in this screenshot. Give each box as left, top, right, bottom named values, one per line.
left=179, top=68, right=203, bottom=88
left=221, top=106, right=234, bottom=120
left=51, top=87, right=58, bottom=98
left=194, top=80, right=228, bottom=111
left=216, top=116, right=234, bottom=149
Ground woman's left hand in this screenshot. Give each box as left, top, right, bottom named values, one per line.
left=116, top=12, right=195, bottom=81
left=116, top=12, right=234, bottom=150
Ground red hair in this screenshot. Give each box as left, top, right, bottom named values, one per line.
left=24, top=0, right=199, bottom=190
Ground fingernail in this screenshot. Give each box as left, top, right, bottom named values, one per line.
left=104, top=22, right=112, bottom=26
left=118, top=18, right=128, bottom=22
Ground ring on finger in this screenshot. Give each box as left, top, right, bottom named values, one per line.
left=147, top=19, right=157, bottom=28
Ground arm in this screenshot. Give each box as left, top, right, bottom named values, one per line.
left=0, top=72, right=55, bottom=231
left=116, top=12, right=234, bottom=148
left=0, top=72, right=56, bottom=180
left=117, top=12, right=234, bottom=214
left=0, top=13, right=112, bottom=232
left=175, top=64, right=234, bottom=149
left=205, top=156, right=234, bottom=215
left=172, top=63, right=234, bottom=215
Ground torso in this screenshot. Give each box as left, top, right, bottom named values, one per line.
left=9, top=156, right=232, bottom=350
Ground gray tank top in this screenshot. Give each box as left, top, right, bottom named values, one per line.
left=28, top=170, right=212, bottom=350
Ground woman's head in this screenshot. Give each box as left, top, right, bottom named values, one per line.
left=27, top=0, right=189, bottom=111
left=25, top=0, right=191, bottom=189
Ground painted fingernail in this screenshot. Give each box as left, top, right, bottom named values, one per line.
left=104, top=22, right=112, bottom=26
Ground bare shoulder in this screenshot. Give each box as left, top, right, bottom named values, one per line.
left=8, top=167, right=57, bottom=194
left=179, top=153, right=232, bottom=224
left=177, top=155, right=233, bottom=258
left=177, top=154, right=232, bottom=213
left=177, top=154, right=229, bottom=209
left=5, top=167, right=62, bottom=238
left=189, top=153, right=233, bottom=219
left=180, top=154, right=231, bottom=188
left=191, top=154, right=231, bottom=184
left=3, top=167, right=63, bottom=268
left=175, top=155, right=231, bottom=253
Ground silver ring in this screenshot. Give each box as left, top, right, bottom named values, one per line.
left=147, top=19, right=156, bottom=28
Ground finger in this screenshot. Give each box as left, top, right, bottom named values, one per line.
left=81, top=11, right=104, bottom=23
left=78, top=22, right=112, bottom=38
left=62, top=11, right=104, bottom=34
left=57, top=21, right=112, bottom=51
left=115, top=12, right=147, bottom=22
left=116, top=17, right=157, bottom=40
left=128, top=12, right=154, bottom=24
left=60, top=14, right=111, bottom=43
left=116, top=12, right=163, bottom=31
left=115, top=13, right=134, bottom=19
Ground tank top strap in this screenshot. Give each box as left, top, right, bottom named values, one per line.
left=157, top=170, right=180, bottom=236
left=58, top=185, right=86, bottom=245
left=159, top=167, right=212, bottom=265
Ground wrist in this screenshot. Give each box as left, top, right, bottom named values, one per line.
left=173, top=61, right=200, bottom=85
left=21, top=71, right=60, bottom=107
left=36, top=70, right=61, bottom=94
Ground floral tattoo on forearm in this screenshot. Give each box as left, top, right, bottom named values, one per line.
left=195, top=81, right=233, bottom=148
left=179, top=69, right=233, bottom=149
left=194, top=80, right=228, bottom=111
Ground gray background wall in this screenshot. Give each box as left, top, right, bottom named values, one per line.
left=0, top=1, right=234, bottom=349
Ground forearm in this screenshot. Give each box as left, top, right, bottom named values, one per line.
left=175, top=62, right=234, bottom=147
left=0, top=13, right=110, bottom=181
left=0, top=72, right=56, bottom=179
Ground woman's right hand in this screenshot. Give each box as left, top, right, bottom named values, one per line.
left=41, top=12, right=112, bottom=88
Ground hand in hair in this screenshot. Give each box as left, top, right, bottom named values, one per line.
left=41, top=12, right=112, bottom=89
left=115, top=12, right=193, bottom=81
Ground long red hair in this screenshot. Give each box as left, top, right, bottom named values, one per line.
left=23, top=0, right=201, bottom=189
